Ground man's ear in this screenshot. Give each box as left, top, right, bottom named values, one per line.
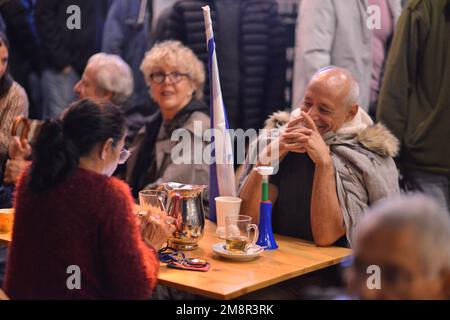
left=345, top=104, right=359, bottom=122
left=100, top=138, right=114, bottom=160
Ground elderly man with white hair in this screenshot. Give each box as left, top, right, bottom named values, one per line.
left=239, top=66, right=400, bottom=247
left=74, top=53, right=133, bottom=108
left=348, top=194, right=450, bottom=299
left=3, top=53, right=134, bottom=187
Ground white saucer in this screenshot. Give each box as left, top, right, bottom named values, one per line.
left=212, top=242, right=264, bottom=261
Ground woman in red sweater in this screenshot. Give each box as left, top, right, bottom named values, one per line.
left=4, top=99, right=174, bottom=299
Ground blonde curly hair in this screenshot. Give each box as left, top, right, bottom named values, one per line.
left=140, top=40, right=205, bottom=100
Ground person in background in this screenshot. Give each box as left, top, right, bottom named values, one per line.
left=348, top=194, right=450, bottom=299
left=0, top=31, right=28, bottom=289
left=161, top=0, right=287, bottom=131
left=3, top=52, right=134, bottom=191
left=102, top=0, right=179, bottom=143
left=35, top=0, right=112, bottom=119
left=73, top=53, right=134, bottom=114
left=126, top=40, right=210, bottom=199
left=4, top=99, right=175, bottom=299
left=0, top=0, right=42, bottom=119
left=239, top=67, right=400, bottom=247
left=292, top=0, right=402, bottom=117
left=377, top=0, right=450, bottom=211
left=0, top=32, right=28, bottom=206
left=102, top=0, right=155, bottom=142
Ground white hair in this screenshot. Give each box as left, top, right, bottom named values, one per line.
left=357, top=194, right=450, bottom=277
left=87, top=53, right=134, bottom=106
left=344, top=76, right=359, bottom=108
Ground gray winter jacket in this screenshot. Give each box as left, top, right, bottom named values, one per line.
left=292, top=0, right=402, bottom=110
left=238, top=108, right=400, bottom=246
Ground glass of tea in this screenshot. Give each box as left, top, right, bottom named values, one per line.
left=139, top=190, right=166, bottom=218
left=225, top=215, right=259, bottom=253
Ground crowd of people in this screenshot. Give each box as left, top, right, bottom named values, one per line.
left=0, top=0, right=448, bottom=300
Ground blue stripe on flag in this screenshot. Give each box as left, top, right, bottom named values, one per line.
left=208, top=37, right=218, bottom=222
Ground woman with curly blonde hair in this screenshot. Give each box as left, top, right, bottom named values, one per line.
left=127, top=40, right=210, bottom=198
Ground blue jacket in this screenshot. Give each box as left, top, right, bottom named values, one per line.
left=102, top=0, right=152, bottom=115
left=36, top=0, right=111, bottom=75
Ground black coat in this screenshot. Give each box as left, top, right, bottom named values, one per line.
left=162, top=0, right=287, bottom=130
left=35, top=0, right=111, bottom=75
left=0, top=0, right=41, bottom=73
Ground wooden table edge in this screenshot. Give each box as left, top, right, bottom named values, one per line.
left=0, top=233, right=11, bottom=246
left=158, top=252, right=352, bottom=300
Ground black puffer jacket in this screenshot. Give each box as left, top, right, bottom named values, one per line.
left=162, top=0, right=287, bottom=130
left=0, top=0, right=41, bottom=73
left=35, top=0, right=111, bottom=75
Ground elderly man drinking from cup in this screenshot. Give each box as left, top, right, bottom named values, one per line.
left=239, top=66, right=400, bottom=247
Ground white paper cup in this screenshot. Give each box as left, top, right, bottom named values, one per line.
left=215, top=197, right=242, bottom=239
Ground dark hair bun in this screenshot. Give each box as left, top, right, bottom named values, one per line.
left=28, top=99, right=125, bottom=192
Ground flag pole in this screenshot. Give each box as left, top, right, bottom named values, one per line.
left=202, top=6, right=236, bottom=225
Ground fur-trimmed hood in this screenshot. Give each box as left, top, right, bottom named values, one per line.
left=264, top=108, right=399, bottom=158
left=354, top=123, right=399, bottom=158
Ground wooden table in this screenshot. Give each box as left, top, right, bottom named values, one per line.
left=158, top=220, right=352, bottom=299
left=0, top=218, right=352, bottom=300
left=0, top=230, right=11, bottom=246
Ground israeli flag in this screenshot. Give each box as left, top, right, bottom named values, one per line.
left=202, top=5, right=236, bottom=222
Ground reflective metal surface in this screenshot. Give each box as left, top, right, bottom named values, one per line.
left=155, top=182, right=207, bottom=250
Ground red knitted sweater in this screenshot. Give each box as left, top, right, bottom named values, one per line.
left=4, top=167, right=159, bottom=299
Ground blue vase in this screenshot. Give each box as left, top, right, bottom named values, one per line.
left=256, top=201, right=278, bottom=250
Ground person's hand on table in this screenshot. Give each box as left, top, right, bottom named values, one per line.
left=141, top=213, right=176, bottom=250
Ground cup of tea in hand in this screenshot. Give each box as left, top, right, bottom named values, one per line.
left=139, top=190, right=166, bottom=219
left=225, top=215, right=259, bottom=253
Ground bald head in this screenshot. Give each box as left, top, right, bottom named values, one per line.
left=300, top=66, right=360, bottom=135
left=310, top=66, right=360, bottom=109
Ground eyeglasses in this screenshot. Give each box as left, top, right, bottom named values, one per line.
left=118, top=148, right=131, bottom=164
left=149, top=72, right=189, bottom=84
